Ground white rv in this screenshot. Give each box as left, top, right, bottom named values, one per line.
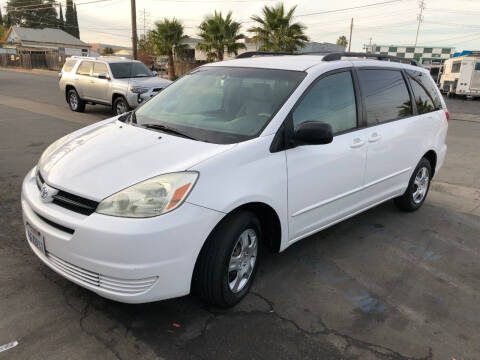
left=439, top=56, right=480, bottom=97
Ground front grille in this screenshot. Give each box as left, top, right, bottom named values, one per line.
left=46, top=252, right=158, bottom=295
left=52, top=191, right=99, bottom=215
left=35, top=211, right=74, bottom=234
left=36, top=170, right=99, bottom=216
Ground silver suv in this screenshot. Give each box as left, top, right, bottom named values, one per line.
left=59, top=56, right=172, bottom=115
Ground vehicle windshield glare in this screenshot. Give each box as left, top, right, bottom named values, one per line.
left=134, top=66, right=306, bottom=144
left=110, top=62, right=153, bottom=79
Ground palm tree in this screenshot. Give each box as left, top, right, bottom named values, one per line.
left=150, top=18, right=188, bottom=80
left=248, top=3, right=309, bottom=53
left=197, top=11, right=246, bottom=62
left=336, top=35, right=348, bottom=47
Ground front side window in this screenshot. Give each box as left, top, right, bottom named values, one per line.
left=406, top=70, right=441, bottom=113
left=358, top=69, right=412, bottom=125
left=134, top=66, right=305, bottom=144
left=76, top=61, right=93, bottom=76
left=110, top=62, right=153, bottom=79
left=292, top=71, right=357, bottom=134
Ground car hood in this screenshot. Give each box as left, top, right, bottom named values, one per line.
left=39, top=121, right=234, bottom=201
left=128, top=77, right=172, bottom=88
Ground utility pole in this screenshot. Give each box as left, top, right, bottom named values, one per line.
left=131, top=0, right=138, bottom=59
left=143, top=9, right=146, bottom=37
left=414, top=0, right=425, bottom=47
left=348, top=18, right=353, bottom=52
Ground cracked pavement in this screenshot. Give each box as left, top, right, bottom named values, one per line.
left=1, top=69, right=480, bottom=359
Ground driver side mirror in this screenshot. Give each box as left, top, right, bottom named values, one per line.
left=98, top=73, right=110, bottom=80
left=293, top=121, right=333, bottom=146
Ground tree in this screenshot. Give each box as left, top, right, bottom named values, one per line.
left=248, top=3, right=309, bottom=53
left=6, top=0, right=46, bottom=28
left=0, top=6, right=3, bottom=27
left=336, top=35, right=348, bottom=47
left=149, top=18, right=188, bottom=80
left=101, top=47, right=114, bottom=55
left=197, top=11, right=245, bottom=62
left=58, top=5, right=64, bottom=30
left=0, top=25, right=5, bottom=41
left=65, top=0, right=75, bottom=35
left=73, top=3, right=79, bottom=38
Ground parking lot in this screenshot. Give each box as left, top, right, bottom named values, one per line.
left=1, top=67, right=480, bottom=360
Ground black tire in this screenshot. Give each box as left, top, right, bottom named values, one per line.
left=67, top=89, right=85, bottom=112
left=112, top=96, right=130, bottom=115
left=395, top=158, right=432, bottom=212
left=193, top=211, right=262, bottom=308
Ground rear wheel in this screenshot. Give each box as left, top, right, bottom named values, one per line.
left=395, top=158, right=432, bottom=212
left=67, top=89, right=85, bottom=112
left=193, top=211, right=262, bottom=307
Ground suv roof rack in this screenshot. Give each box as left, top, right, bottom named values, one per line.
left=236, top=51, right=419, bottom=66
left=236, top=51, right=294, bottom=59
left=321, top=52, right=419, bottom=66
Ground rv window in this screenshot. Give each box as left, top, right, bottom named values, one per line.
left=475, top=63, right=480, bottom=71
left=451, top=62, right=461, bottom=73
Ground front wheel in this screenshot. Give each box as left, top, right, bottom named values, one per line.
left=193, top=211, right=262, bottom=307
left=112, top=96, right=130, bottom=115
left=395, top=158, right=432, bottom=212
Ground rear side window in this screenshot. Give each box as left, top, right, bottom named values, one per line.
left=62, top=59, right=77, bottom=73
left=93, top=62, right=109, bottom=77
left=293, top=71, right=357, bottom=134
left=406, top=70, right=441, bottom=113
left=76, top=61, right=93, bottom=76
left=358, top=69, right=412, bottom=125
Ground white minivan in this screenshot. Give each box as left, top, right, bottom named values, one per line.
left=22, top=53, right=448, bottom=307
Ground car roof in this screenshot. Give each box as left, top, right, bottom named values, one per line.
left=68, top=56, right=142, bottom=64
left=205, top=54, right=427, bottom=73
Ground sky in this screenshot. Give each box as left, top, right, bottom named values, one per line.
left=4, top=0, right=480, bottom=52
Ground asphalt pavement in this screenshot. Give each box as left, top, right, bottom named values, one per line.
left=1, top=67, right=480, bottom=360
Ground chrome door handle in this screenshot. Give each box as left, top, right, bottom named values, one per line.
left=368, top=132, right=382, bottom=143
left=350, top=138, right=365, bottom=148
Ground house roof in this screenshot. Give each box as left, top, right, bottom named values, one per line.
left=11, top=26, right=89, bottom=47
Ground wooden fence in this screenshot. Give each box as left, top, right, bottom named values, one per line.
left=0, top=49, right=66, bottom=70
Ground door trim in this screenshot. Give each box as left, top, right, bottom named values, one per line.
left=291, top=166, right=411, bottom=217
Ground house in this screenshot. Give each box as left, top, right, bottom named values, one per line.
left=2, top=26, right=91, bottom=56
left=297, top=42, right=345, bottom=54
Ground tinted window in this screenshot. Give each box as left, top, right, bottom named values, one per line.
left=76, top=61, right=93, bottom=76
left=93, top=62, right=109, bottom=77
left=406, top=70, right=442, bottom=113
left=110, top=62, right=153, bottom=79
left=358, top=69, right=412, bottom=125
left=62, top=59, right=77, bottom=73
left=135, top=67, right=305, bottom=144
left=293, top=71, right=357, bottom=134
left=475, top=63, right=480, bottom=71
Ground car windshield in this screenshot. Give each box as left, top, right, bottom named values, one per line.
left=134, top=66, right=306, bottom=144
left=110, top=62, right=153, bottom=79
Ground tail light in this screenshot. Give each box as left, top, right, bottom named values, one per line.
left=444, top=109, right=450, bottom=120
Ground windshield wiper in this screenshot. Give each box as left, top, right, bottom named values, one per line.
left=142, top=123, right=198, bottom=140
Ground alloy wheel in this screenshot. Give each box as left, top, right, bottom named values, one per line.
left=412, top=166, right=429, bottom=204
left=228, top=228, right=258, bottom=293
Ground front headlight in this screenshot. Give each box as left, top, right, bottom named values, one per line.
left=96, top=172, right=198, bottom=218
left=130, top=86, right=149, bottom=94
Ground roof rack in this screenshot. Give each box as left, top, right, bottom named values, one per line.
left=236, top=51, right=294, bottom=59
left=235, top=51, right=419, bottom=66
left=321, top=52, right=419, bottom=66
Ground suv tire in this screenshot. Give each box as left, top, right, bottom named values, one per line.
left=67, top=89, right=85, bottom=112
left=395, top=157, right=432, bottom=212
left=113, top=96, right=130, bottom=115
left=193, top=211, right=262, bottom=308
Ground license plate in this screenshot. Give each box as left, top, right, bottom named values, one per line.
left=26, top=223, right=45, bottom=255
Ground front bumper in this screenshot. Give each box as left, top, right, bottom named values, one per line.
left=21, top=167, right=223, bottom=303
